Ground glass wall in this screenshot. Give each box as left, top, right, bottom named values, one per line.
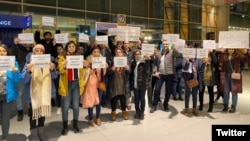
left=0, top=0, right=164, bottom=43
left=164, top=0, right=202, bottom=45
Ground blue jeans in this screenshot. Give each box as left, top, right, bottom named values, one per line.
left=153, top=74, right=173, bottom=108
left=16, top=79, right=25, bottom=111
left=61, top=81, right=80, bottom=121
left=172, top=81, right=182, bottom=98
left=184, top=86, right=198, bottom=108
left=224, top=74, right=238, bottom=106
left=88, top=89, right=103, bottom=120
left=134, top=88, right=146, bottom=113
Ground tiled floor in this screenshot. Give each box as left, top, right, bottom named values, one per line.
left=2, top=71, right=250, bottom=141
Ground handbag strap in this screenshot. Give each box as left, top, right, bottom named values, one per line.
left=229, top=60, right=234, bottom=72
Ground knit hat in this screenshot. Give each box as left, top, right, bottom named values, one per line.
left=33, top=44, right=45, bottom=53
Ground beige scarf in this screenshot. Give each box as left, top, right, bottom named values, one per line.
left=30, top=68, right=52, bottom=119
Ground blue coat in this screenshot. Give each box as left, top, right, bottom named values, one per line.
left=6, top=61, right=21, bottom=102
left=22, top=53, right=57, bottom=103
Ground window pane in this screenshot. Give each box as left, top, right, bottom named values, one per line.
left=131, top=0, right=148, bottom=17
left=87, top=0, right=109, bottom=12
left=87, top=12, right=111, bottom=22
left=188, top=6, right=202, bottom=23
left=130, top=17, right=147, bottom=26
left=23, top=0, right=56, bottom=6
left=149, top=19, right=164, bottom=30
left=111, top=0, right=130, bottom=15
left=149, top=0, right=164, bottom=18
left=58, top=0, right=85, bottom=10
left=189, top=23, right=202, bottom=40
left=0, top=3, right=21, bottom=15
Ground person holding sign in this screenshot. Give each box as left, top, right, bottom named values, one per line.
left=218, top=48, right=250, bottom=113
left=181, top=56, right=203, bottom=117
left=150, top=40, right=181, bottom=113
left=130, top=50, right=153, bottom=120
left=58, top=41, right=87, bottom=135
left=107, top=48, right=130, bottom=121
left=34, top=22, right=60, bottom=59
left=0, top=44, right=20, bottom=141
left=22, top=44, right=57, bottom=141
left=82, top=46, right=108, bottom=126
left=199, top=50, right=218, bottom=112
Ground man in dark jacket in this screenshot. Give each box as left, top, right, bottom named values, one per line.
left=34, top=22, right=60, bottom=59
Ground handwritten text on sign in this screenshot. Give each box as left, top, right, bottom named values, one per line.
left=66, top=56, right=83, bottom=69
left=0, top=56, right=15, bottom=70
left=31, top=54, right=51, bottom=68
left=203, top=40, right=216, bottom=49
left=114, top=57, right=127, bottom=67
left=182, top=48, right=196, bottom=58
left=219, top=31, right=249, bottom=48
left=55, top=33, right=69, bottom=44
left=92, top=57, right=106, bottom=68
left=18, top=33, right=34, bottom=44
left=196, top=48, right=208, bottom=58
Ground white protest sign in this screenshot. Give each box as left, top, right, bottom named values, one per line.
left=108, top=28, right=117, bottom=36
left=117, top=26, right=128, bottom=41
left=196, top=48, right=208, bottom=58
left=182, top=63, right=192, bottom=73
left=0, top=56, right=15, bottom=70
left=219, top=31, right=249, bottom=48
left=141, top=44, right=154, bottom=56
left=66, top=56, right=83, bottom=69
left=127, top=26, right=141, bottom=41
left=114, top=57, right=127, bottom=67
left=175, top=39, right=185, bottom=53
left=92, top=57, right=106, bottom=68
left=162, top=34, right=179, bottom=43
left=203, top=40, right=216, bottom=49
left=18, top=33, right=34, bottom=44
left=42, top=16, right=54, bottom=27
left=55, top=33, right=69, bottom=43
left=182, top=48, right=196, bottom=58
left=96, top=36, right=108, bottom=45
left=78, top=34, right=89, bottom=43
left=31, top=54, right=51, bottom=68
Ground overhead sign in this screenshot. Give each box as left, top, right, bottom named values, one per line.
left=117, top=14, right=126, bottom=26
left=0, top=14, right=32, bottom=29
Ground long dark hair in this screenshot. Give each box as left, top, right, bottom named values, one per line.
left=62, top=41, right=80, bottom=57
left=0, top=44, right=10, bottom=55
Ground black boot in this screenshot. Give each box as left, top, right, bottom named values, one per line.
left=37, top=126, right=48, bottom=141
left=199, top=104, right=203, bottom=111
left=207, top=105, right=213, bottom=112
left=73, top=119, right=80, bottom=133
left=61, top=121, right=68, bottom=135
left=222, top=104, right=229, bottom=112
left=229, top=105, right=236, bottom=113
left=28, top=128, right=40, bottom=141
left=17, top=110, right=24, bottom=121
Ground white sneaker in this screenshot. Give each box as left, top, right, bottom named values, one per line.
left=56, top=108, right=61, bottom=115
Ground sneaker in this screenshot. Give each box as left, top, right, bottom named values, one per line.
left=192, top=108, right=199, bottom=116
left=56, top=108, right=61, bottom=115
